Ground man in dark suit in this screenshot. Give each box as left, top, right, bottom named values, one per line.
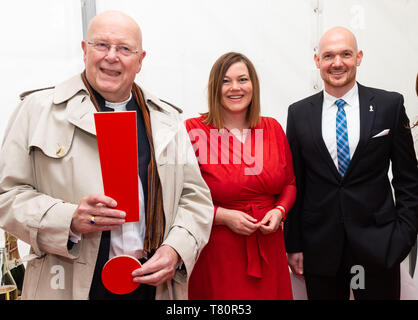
left=284, top=26, right=418, bottom=299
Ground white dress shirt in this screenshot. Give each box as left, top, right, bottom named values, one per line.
left=322, top=83, right=360, bottom=169
left=70, top=94, right=147, bottom=260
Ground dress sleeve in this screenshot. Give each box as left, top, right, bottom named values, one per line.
left=213, top=205, right=219, bottom=224
left=272, top=119, right=297, bottom=216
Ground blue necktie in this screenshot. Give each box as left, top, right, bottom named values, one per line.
left=335, top=99, right=350, bottom=176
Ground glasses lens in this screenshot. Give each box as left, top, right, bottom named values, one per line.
left=117, top=46, right=131, bottom=56
left=94, top=42, right=109, bottom=51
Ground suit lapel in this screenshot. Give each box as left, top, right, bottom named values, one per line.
left=308, top=91, right=342, bottom=181
left=344, top=83, right=375, bottom=177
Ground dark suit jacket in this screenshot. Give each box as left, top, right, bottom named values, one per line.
left=284, top=83, right=418, bottom=276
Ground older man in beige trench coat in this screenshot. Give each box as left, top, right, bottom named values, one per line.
left=0, top=11, right=213, bottom=300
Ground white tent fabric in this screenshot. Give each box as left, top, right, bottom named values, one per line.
left=0, top=0, right=417, bottom=299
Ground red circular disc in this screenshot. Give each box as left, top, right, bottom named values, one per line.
left=101, top=255, right=141, bottom=295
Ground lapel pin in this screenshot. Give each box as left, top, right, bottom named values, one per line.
left=369, top=105, right=374, bottom=112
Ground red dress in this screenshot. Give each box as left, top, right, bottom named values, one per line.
left=185, top=116, right=296, bottom=300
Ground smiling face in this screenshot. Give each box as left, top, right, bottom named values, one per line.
left=82, top=11, right=146, bottom=102
left=220, top=61, right=253, bottom=118
left=315, top=27, right=363, bottom=97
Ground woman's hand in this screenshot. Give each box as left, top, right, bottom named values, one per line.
left=215, top=207, right=260, bottom=236
left=258, top=208, right=283, bottom=235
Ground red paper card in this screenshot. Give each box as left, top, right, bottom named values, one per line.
left=94, top=112, right=139, bottom=222
left=102, top=255, right=141, bottom=294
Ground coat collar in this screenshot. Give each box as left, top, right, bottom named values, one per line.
left=53, top=74, right=87, bottom=105
left=53, top=73, right=177, bottom=114
left=53, top=73, right=179, bottom=136
left=53, top=74, right=181, bottom=163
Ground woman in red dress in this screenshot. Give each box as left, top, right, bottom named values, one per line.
left=186, top=52, right=296, bottom=300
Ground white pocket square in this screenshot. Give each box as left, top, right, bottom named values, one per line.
left=372, top=129, right=390, bottom=138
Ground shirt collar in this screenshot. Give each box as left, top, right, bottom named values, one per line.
left=104, top=93, right=132, bottom=111
left=323, top=82, right=358, bottom=110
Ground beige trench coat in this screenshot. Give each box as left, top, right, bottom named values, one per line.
left=0, top=74, right=213, bottom=300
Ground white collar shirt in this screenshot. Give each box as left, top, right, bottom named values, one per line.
left=321, top=83, right=360, bottom=169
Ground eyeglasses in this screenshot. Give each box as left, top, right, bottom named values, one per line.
left=86, top=41, right=140, bottom=57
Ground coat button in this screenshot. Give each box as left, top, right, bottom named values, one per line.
left=56, top=146, right=66, bottom=157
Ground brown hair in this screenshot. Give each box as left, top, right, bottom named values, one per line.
left=203, top=52, right=261, bottom=129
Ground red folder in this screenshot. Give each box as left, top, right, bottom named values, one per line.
left=94, top=112, right=139, bottom=222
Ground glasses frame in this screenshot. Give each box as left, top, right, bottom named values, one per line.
left=86, top=40, right=140, bottom=57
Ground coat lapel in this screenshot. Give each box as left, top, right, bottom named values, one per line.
left=66, top=95, right=97, bottom=136
left=308, top=91, right=342, bottom=181
left=343, top=83, right=375, bottom=177
left=142, top=90, right=180, bottom=164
